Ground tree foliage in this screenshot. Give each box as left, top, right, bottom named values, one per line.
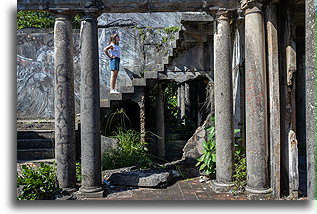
left=17, top=11, right=81, bottom=29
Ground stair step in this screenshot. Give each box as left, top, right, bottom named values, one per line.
left=175, top=30, right=184, bottom=40
left=155, top=64, right=165, bottom=72
left=17, top=148, right=55, bottom=161
left=132, top=78, right=146, bottom=86
left=108, top=92, right=122, bottom=101
left=100, top=99, right=110, bottom=108
left=171, top=40, right=177, bottom=49
left=144, top=71, right=158, bottom=79
left=17, top=130, right=55, bottom=139
left=17, top=139, right=54, bottom=149
left=162, top=56, right=172, bottom=65
left=120, top=86, right=134, bottom=93
left=17, top=120, right=55, bottom=130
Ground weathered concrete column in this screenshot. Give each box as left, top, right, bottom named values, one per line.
left=184, top=82, right=190, bottom=116
left=242, top=0, right=271, bottom=198
left=138, top=89, right=146, bottom=143
left=156, top=83, right=165, bottom=158
left=177, top=84, right=181, bottom=121
left=265, top=1, right=281, bottom=199
left=305, top=0, right=316, bottom=200
left=76, top=12, right=103, bottom=198
left=180, top=83, right=186, bottom=119
left=211, top=11, right=234, bottom=192
left=53, top=11, right=77, bottom=192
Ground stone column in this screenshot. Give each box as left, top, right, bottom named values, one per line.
left=156, top=83, right=165, bottom=158
left=242, top=0, right=271, bottom=198
left=184, top=82, right=190, bottom=116
left=305, top=0, right=316, bottom=200
left=76, top=12, right=103, bottom=198
left=53, top=11, right=77, bottom=192
left=265, top=1, right=281, bottom=199
left=177, top=84, right=181, bottom=121
left=211, top=11, right=234, bottom=192
left=139, top=91, right=146, bottom=143
left=180, top=83, right=185, bottom=119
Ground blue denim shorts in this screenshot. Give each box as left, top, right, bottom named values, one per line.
left=110, top=57, right=120, bottom=71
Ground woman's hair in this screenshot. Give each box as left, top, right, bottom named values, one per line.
left=108, top=33, right=119, bottom=45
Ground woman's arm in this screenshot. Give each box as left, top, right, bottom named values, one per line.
left=104, top=44, right=114, bottom=59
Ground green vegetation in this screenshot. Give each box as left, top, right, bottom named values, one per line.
left=233, top=144, right=246, bottom=192
left=195, top=118, right=246, bottom=191
left=195, top=125, right=216, bottom=176
left=157, top=26, right=180, bottom=48
left=103, top=108, right=132, bottom=136
left=17, top=162, right=60, bottom=200
left=232, top=129, right=247, bottom=192
left=17, top=11, right=80, bottom=29
left=102, top=128, right=153, bottom=170
left=76, top=162, right=81, bottom=183
left=162, top=26, right=180, bottom=34
left=163, top=83, right=178, bottom=120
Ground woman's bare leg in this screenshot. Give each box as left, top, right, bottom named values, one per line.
left=110, top=70, right=119, bottom=90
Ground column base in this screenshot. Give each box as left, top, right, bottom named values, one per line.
left=75, top=186, right=105, bottom=199
left=210, top=180, right=235, bottom=193
left=62, top=186, right=78, bottom=194
left=245, top=186, right=272, bottom=200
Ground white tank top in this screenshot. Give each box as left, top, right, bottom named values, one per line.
left=110, top=43, right=120, bottom=58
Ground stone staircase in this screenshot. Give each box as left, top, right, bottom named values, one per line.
left=17, top=120, right=55, bottom=161
left=100, top=13, right=213, bottom=114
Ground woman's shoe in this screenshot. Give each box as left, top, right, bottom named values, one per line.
left=110, top=89, right=120, bottom=93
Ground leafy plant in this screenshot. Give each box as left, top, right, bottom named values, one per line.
left=195, top=125, right=216, bottom=176
left=232, top=129, right=247, bottom=192
left=17, top=162, right=60, bottom=200
left=17, top=11, right=80, bottom=30
left=76, top=162, right=81, bottom=183
left=102, top=128, right=154, bottom=170
left=233, top=145, right=246, bottom=192
left=162, top=26, right=181, bottom=34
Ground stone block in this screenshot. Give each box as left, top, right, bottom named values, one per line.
left=132, top=78, right=146, bottom=86
left=144, top=71, right=158, bottom=79
left=101, top=136, right=118, bottom=155
left=107, top=169, right=179, bottom=187
left=181, top=113, right=212, bottom=162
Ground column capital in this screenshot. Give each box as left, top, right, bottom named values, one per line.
left=214, top=10, right=232, bottom=20
left=241, top=0, right=265, bottom=14
left=79, top=12, right=99, bottom=22
left=51, top=10, right=75, bottom=20
left=77, top=0, right=104, bottom=19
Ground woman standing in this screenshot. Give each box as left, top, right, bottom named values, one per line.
left=104, top=33, right=121, bottom=93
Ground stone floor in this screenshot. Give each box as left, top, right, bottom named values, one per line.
left=83, top=177, right=248, bottom=200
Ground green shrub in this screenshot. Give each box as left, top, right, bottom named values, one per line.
left=76, top=162, right=81, bottom=183
left=17, top=11, right=81, bottom=30
left=17, top=11, right=54, bottom=30
left=233, top=144, right=246, bottom=192
left=233, top=129, right=247, bottom=192
left=195, top=125, right=216, bottom=176
left=102, top=128, right=153, bottom=170
left=17, top=162, right=60, bottom=200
